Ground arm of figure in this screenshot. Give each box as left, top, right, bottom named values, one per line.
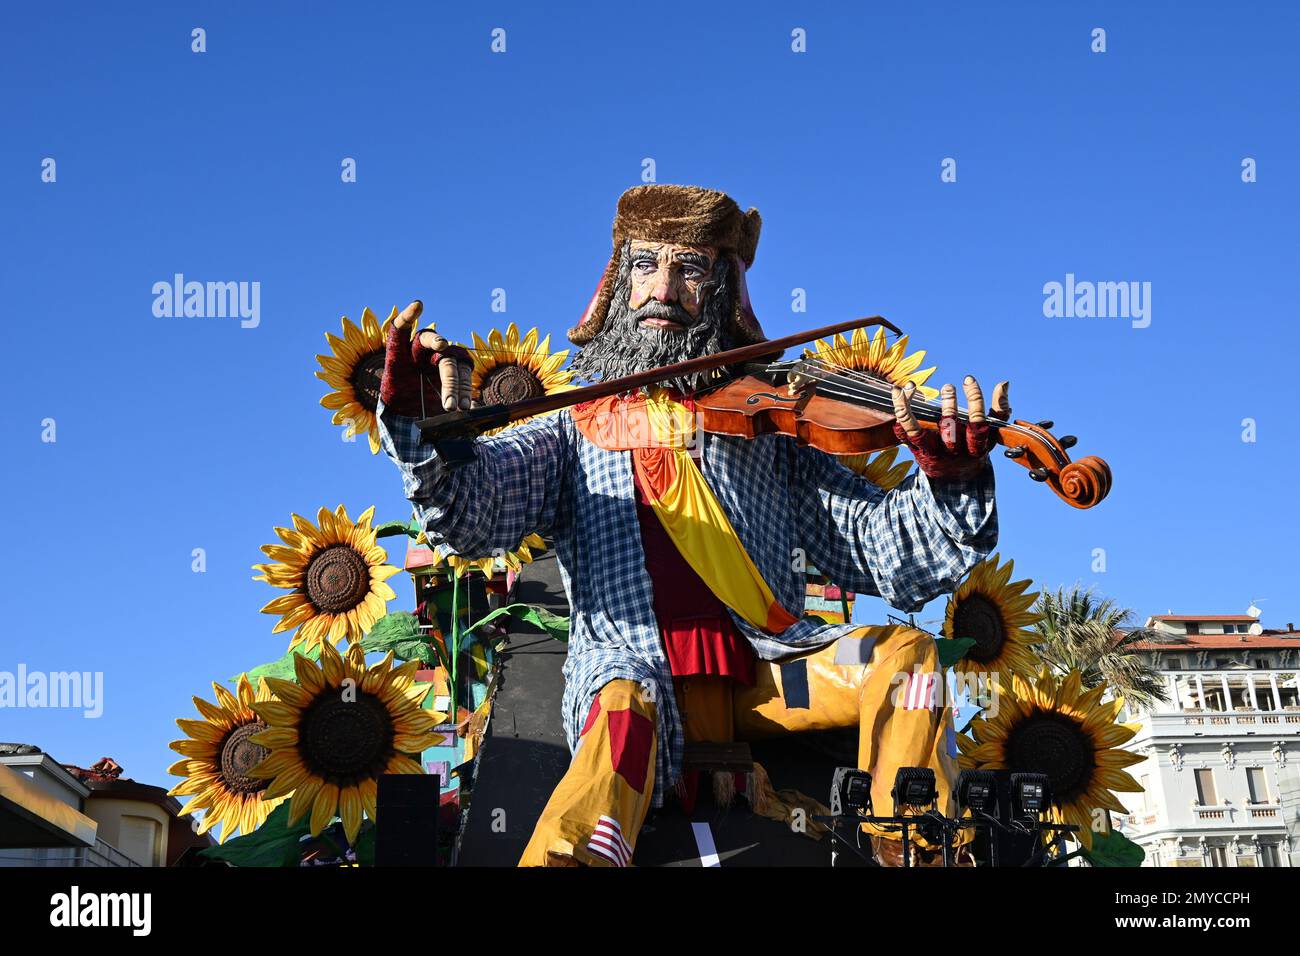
left=377, top=406, right=568, bottom=556
left=789, top=375, right=1008, bottom=612
left=792, top=446, right=998, bottom=612
left=376, top=300, right=567, bottom=556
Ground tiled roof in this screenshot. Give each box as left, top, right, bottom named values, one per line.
left=1129, top=631, right=1300, bottom=651
left=1150, top=614, right=1258, bottom=622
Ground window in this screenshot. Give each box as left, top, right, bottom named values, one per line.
left=1246, top=767, right=1270, bottom=804
left=1166, top=656, right=1183, bottom=671
left=1252, top=658, right=1270, bottom=669
left=1260, top=844, right=1280, bottom=868
left=1194, top=768, right=1218, bottom=805
left=118, top=815, right=161, bottom=867
left=1214, top=657, right=1232, bottom=669
left=1185, top=622, right=1200, bottom=635
left=1207, top=844, right=1227, bottom=867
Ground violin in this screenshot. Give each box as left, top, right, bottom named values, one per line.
left=418, top=316, right=1112, bottom=509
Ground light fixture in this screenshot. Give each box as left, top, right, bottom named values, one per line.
left=830, top=767, right=873, bottom=815
left=892, top=767, right=937, bottom=812
left=956, top=769, right=998, bottom=814
left=1010, top=772, right=1050, bottom=817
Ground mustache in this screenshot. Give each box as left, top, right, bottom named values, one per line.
left=631, top=299, right=694, bottom=326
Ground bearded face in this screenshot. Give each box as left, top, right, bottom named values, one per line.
left=568, top=239, right=734, bottom=393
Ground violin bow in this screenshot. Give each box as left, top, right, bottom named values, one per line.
left=416, top=315, right=901, bottom=443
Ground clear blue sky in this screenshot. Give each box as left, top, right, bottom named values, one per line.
left=3, top=2, right=1296, bottom=790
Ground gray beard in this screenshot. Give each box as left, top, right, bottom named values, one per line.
left=569, top=244, right=733, bottom=394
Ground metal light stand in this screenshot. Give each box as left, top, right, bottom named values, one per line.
left=816, top=810, right=1080, bottom=867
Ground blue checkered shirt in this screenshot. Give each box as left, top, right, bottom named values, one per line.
left=377, top=401, right=997, bottom=806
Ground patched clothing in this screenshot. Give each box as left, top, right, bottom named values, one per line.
left=377, top=400, right=996, bottom=806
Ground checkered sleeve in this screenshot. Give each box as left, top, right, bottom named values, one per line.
left=792, top=445, right=998, bottom=612
left=376, top=400, right=568, bottom=557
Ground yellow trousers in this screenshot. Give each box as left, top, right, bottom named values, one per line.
left=518, top=624, right=959, bottom=866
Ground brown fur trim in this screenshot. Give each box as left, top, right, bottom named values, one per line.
left=611, top=185, right=760, bottom=265
left=567, top=255, right=619, bottom=346
left=568, top=184, right=767, bottom=347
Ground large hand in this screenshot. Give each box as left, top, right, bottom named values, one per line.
left=379, top=300, right=474, bottom=417
left=891, top=377, right=1011, bottom=481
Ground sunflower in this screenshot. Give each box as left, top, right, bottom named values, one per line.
left=943, top=554, right=1042, bottom=682
left=470, top=323, right=574, bottom=433
left=839, top=446, right=913, bottom=490
left=804, top=326, right=939, bottom=399
left=958, top=667, right=1144, bottom=848
left=167, top=674, right=285, bottom=842
left=248, top=642, right=443, bottom=844
left=417, top=530, right=547, bottom=579
left=253, top=505, right=400, bottom=654
left=316, top=306, right=397, bottom=454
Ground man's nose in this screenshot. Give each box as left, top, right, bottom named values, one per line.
left=651, top=266, right=677, bottom=303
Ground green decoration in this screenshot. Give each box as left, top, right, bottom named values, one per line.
left=935, top=637, right=976, bottom=670
left=463, top=603, right=570, bottom=643
left=374, top=518, right=422, bottom=539
left=1079, top=828, right=1145, bottom=867
left=237, top=645, right=322, bottom=683
left=198, top=802, right=310, bottom=867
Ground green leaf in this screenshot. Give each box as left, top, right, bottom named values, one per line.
left=375, top=519, right=422, bottom=539
left=363, top=610, right=422, bottom=646
left=360, top=611, right=440, bottom=664
left=236, top=644, right=321, bottom=683
left=198, top=802, right=309, bottom=867
left=1080, top=828, right=1145, bottom=867
left=464, top=603, right=570, bottom=643
left=935, top=637, right=976, bottom=669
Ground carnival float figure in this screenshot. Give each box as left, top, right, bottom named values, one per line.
left=375, top=185, right=1017, bottom=867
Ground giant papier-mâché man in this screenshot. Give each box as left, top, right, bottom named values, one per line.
left=376, top=184, right=1011, bottom=866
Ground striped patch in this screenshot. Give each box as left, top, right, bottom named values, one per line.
left=902, top=671, right=938, bottom=711
left=586, top=815, right=633, bottom=867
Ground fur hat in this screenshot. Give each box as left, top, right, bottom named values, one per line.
left=568, top=184, right=766, bottom=346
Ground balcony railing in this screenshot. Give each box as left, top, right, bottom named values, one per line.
left=1138, top=669, right=1300, bottom=718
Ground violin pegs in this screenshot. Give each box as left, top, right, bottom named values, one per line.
left=1028, top=467, right=1050, bottom=482
left=1004, top=447, right=1027, bottom=459
left=1035, top=419, right=1055, bottom=429
left=1058, top=435, right=1078, bottom=449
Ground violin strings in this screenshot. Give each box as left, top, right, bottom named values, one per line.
left=800, top=357, right=1006, bottom=425
left=784, top=357, right=1069, bottom=466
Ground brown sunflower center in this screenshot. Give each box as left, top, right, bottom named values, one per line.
left=301, top=692, right=394, bottom=786
left=952, top=592, right=1006, bottom=664
left=220, top=721, right=271, bottom=795
left=481, top=363, right=543, bottom=405
left=1004, top=710, right=1096, bottom=803
left=350, top=349, right=386, bottom=412
left=305, top=545, right=371, bottom=614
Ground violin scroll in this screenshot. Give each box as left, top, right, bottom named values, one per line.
left=996, top=419, right=1111, bottom=509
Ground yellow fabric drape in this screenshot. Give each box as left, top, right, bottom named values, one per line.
left=572, top=389, right=796, bottom=635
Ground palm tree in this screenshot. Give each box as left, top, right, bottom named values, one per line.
left=1032, top=585, right=1168, bottom=709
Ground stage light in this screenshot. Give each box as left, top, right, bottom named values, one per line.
left=892, top=767, right=937, bottom=812
left=830, top=767, right=873, bottom=815
left=1010, top=772, right=1050, bottom=817
left=956, top=769, right=998, bottom=814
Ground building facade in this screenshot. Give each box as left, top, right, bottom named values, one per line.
left=0, top=746, right=210, bottom=866
left=1116, top=614, right=1300, bottom=867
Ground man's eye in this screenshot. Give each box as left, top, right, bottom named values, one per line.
left=633, top=260, right=657, bottom=273
left=682, top=266, right=703, bottom=280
